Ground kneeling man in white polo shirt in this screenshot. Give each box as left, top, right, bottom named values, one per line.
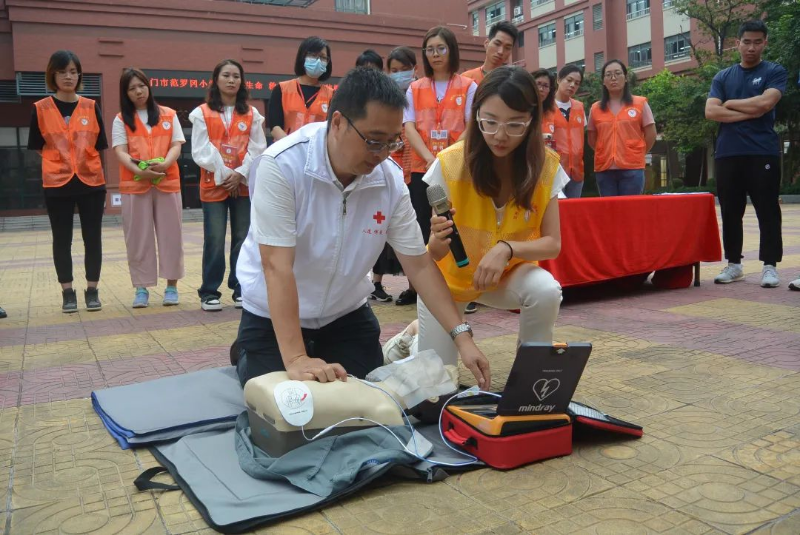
left=235, top=68, right=490, bottom=388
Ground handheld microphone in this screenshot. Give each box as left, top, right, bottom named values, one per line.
left=426, top=185, right=469, bottom=268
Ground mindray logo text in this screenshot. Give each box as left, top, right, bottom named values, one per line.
left=518, top=404, right=556, bottom=413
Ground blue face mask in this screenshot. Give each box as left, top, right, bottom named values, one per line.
left=304, top=57, right=328, bottom=79
left=390, top=70, right=414, bottom=91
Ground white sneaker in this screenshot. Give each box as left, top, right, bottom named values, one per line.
left=201, top=297, right=222, bottom=311
left=760, top=265, right=779, bottom=288
left=714, top=264, right=744, bottom=284
left=234, top=296, right=243, bottom=309
left=789, top=276, right=800, bottom=291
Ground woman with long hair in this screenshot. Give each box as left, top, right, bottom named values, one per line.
left=418, top=66, right=569, bottom=367
left=531, top=68, right=556, bottom=138
left=27, top=50, right=108, bottom=313
left=588, top=59, right=657, bottom=196
left=113, top=68, right=185, bottom=308
left=400, top=26, right=477, bottom=307
left=269, top=36, right=334, bottom=141
left=190, top=59, right=267, bottom=311
left=552, top=65, right=586, bottom=198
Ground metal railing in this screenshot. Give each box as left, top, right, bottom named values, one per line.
left=626, top=6, right=650, bottom=20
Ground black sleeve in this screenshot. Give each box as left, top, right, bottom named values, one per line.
left=27, top=107, right=45, bottom=150
left=94, top=102, right=109, bottom=151
left=267, top=84, right=284, bottom=131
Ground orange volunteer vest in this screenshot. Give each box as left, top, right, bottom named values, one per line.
left=409, top=74, right=473, bottom=174
left=199, top=103, right=252, bottom=202
left=541, top=109, right=556, bottom=137
left=390, top=132, right=412, bottom=184
left=34, top=96, right=105, bottom=188
left=279, top=79, right=334, bottom=135
left=461, top=67, right=484, bottom=84
left=118, top=106, right=181, bottom=194
left=552, top=99, right=585, bottom=182
left=590, top=95, right=648, bottom=172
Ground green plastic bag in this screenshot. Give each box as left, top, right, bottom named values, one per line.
left=133, top=157, right=166, bottom=185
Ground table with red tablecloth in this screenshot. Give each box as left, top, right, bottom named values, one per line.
left=539, top=194, right=722, bottom=289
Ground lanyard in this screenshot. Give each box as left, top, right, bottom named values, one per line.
left=430, top=75, right=454, bottom=127
left=297, top=79, right=320, bottom=109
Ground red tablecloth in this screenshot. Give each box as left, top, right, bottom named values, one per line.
left=539, top=194, right=722, bottom=288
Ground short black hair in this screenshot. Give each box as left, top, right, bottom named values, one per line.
left=294, top=36, right=333, bottom=82
left=422, top=26, right=460, bottom=78
left=387, top=46, right=417, bottom=71
left=356, top=49, right=384, bottom=71
left=327, top=67, right=407, bottom=128
left=738, top=20, right=768, bottom=39
left=488, top=21, right=519, bottom=45
left=558, top=64, right=583, bottom=82
left=46, top=50, right=83, bottom=92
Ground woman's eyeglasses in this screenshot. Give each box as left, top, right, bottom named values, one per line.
left=476, top=114, right=532, bottom=137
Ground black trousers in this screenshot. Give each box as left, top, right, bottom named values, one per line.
left=236, top=304, right=383, bottom=386
left=408, top=171, right=431, bottom=245
left=44, top=190, right=105, bottom=284
left=715, top=156, right=782, bottom=265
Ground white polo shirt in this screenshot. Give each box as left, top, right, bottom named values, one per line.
left=236, top=122, right=426, bottom=329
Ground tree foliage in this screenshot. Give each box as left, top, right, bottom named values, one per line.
left=672, top=0, right=766, bottom=62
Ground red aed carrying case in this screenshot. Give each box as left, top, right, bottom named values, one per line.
left=440, top=394, right=573, bottom=470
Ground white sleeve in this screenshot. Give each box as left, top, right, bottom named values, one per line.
left=464, top=82, right=477, bottom=124
left=421, top=159, right=449, bottom=198
left=111, top=116, right=128, bottom=148
left=171, top=115, right=186, bottom=143
left=189, top=107, right=230, bottom=183
left=387, top=191, right=427, bottom=256
left=235, top=107, right=267, bottom=184
left=551, top=165, right=571, bottom=198
left=403, top=86, right=416, bottom=123
left=252, top=156, right=297, bottom=247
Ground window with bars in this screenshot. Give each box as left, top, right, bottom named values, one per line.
left=472, top=11, right=479, bottom=36
left=335, top=0, right=369, bottom=13
left=594, top=51, right=605, bottom=72
left=538, top=22, right=556, bottom=47
left=628, top=42, right=652, bottom=68
left=665, top=33, right=691, bottom=61
left=531, top=0, right=553, bottom=9
left=662, top=0, right=675, bottom=8
left=485, top=1, right=507, bottom=29
left=626, top=0, right=650, bottom=20
left=592, top=4, right=603, bottom=30
left=564, top=13, right=584, bottom=39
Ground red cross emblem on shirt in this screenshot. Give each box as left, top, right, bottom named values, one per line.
left=373, top=211, right=386, bottom=224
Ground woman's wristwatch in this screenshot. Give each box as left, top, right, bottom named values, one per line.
left=449, top=322, right=473, bottom=340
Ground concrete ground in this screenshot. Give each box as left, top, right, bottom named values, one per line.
left=0, top=205, right=798, bottom=534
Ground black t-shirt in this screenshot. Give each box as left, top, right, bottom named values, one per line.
left=267, top=82, right=322, bottom=132
left=28, top=97, right=108, bottom=197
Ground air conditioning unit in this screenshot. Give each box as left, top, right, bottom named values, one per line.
left=514, top=6, right=522, bottom=16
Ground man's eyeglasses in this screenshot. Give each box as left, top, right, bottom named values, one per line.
left=424, top=45, right=448, bottom=56
left=342, top=114, right=404, bottom=153
left=604, top=71, right=625, bottom=79
left=476, top=113, right=532, bottom=136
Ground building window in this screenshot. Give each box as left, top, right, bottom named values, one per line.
left=665, top=33, right=691, bottom=61
left=564, top=13, right=584, bottom=39
left=626, top=0, right=650, bottom=20
left=628, top=42, right=652, bottom=68
left=592, top=4, right=603, bottom=30
left=518, top=30, right=525, bottom=47
left=594, top=51, right=605, bottom=72
left=485, top=1, right=507, bottom=30
left=472, top=11, right=479, bottom=36
left=662, top=0, right=675, bottom=9
left=538, top=22, right=556, bottom=47
left=335, top=0, right=369, bottom=14
left=0, top=127, right=45, bottom=211
left=512, top=0, right=524, bottom=23
left=531, top=0, right=553, bottom=9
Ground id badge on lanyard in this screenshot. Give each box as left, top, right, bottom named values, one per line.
left=429, top=77, right=453, bottom=156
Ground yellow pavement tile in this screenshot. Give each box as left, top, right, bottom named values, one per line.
left=148, top=324, right=227, bottom=354
left=717, top=429, right=800, bottom=486
left=750, top=509, right=800, bottom=535
left=573, top=379, right=685, bottom=422
left=89, top=332, right=164, bottom=361
left=666, top=298, right=800, bottom=334
left=23, top=339, right=95, bottom=370
left=0, top=344, right=24, bottom=373
left=0, top=408, right=18, bottom=510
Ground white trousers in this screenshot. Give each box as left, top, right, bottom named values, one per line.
left=417, top=264, right=562, bottom=366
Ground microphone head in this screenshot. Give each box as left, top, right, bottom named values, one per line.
left=426, top=184, right=448, bottom=207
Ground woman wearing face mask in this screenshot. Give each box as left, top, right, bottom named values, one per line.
left=190, top=59, right=267, bottom=311
left=113, top=68, right=186, bottom=309
left=399, top=27, right=477, bottom=308
left=553, top=65, right=587, bottom=198
left=531, top=69, right=557, bottom=140
left=28, top=50, right=108, bottom=313
left=419, top=66, right=569, bottom=367
left=269, top=36, right=334, bottom=142
left=588, top=60, right=657, bottom=196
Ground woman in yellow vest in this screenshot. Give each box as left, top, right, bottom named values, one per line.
left=27, top=50, right=108, bottom=313
left=418, top=66, right=570, bottom=367
left=190, top=59, right=267, bottom=311
left=268, top=36, right=334, bottom=141
left=553, top=65, right=587, bottom=198
left=399, top=26, right=477, bottom=307
left=113, top=68, right=185, bottom=309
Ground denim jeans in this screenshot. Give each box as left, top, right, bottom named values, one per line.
left=236, top=304, right=383, bottom=386
left=198, top=196, right=250, bottom=300
left=561, top=179, right=584, bottom=199
left=596, top=169, right=645, bottom=196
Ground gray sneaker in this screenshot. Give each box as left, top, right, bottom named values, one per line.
left=714, top=264, right=745, bottom=284
left=789, top=276, right=800, bottom=291
left=760, top=265, right=779, bottom=288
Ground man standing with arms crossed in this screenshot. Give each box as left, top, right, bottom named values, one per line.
left=705, top=20, right=788, bottom=288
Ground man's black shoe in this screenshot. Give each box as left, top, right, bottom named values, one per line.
left=395, top=289, right=417, bottom=306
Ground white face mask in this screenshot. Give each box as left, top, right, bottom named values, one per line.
left=389, top=70, right=414, bottom=91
